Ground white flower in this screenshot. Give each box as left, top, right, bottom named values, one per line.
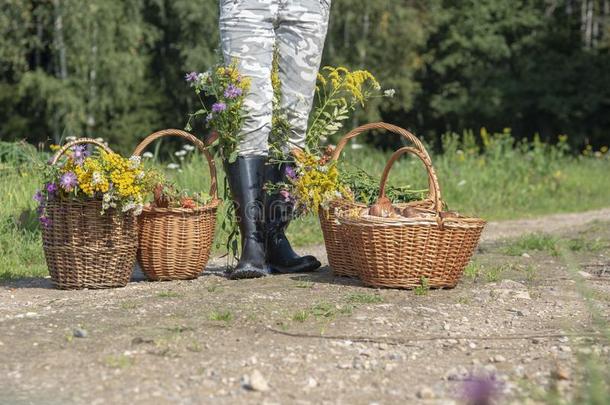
left=175, top=150, right=187, bottom=157
left=92, top=171, right=103, bottom=185
left=142, top=152, right=154, bottom=159
left=183, top=145, right=196, bottom=152
left=383, top=89, right=396, bottom=97
left=122, top=201, right=136, bottom=213
left=167, top=163, right=180, bottom=170
left=128, top=155, right=141, bottom=169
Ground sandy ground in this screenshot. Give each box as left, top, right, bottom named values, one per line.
left=1, top=209, right=609, bottom=405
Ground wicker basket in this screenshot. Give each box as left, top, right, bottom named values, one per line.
left=320, top=122, right=438, bottom=277
left=42, top=139, right=138, bottom=289
left=337, top=146, right=486, bottom=289
left=133, top=129, right=221, bottom=281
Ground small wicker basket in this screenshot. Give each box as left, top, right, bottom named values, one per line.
left=337, top=146, right=486, bottom=289
left=133, top=129, right=221, bottom=281
left=42, top=139, right=138, bottom=290
left=320, top=122, right=437, bottom=277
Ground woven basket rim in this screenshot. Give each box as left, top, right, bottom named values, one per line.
left=337, top=211, right=486, bottom=228
left=142, top=198, right=221, bottom=214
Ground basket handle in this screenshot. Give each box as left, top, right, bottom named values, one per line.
left=132, top=129, right=219, bottom=200
left=332, top=122, right=437, bottom=204
left=331, top=122, right=432, bottom=163
left=49, top=138, right=114, bottom=166
left=378, top=146, right=443, bottom=213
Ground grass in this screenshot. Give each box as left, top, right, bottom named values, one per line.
left=156, top=291, right=182, bottom=298
left=414, top=277, right=430, bottom=295
left=0, top=131, right=609, bottom=279
left=502, top=233, right=559, bottom=256
left=209, top=310, right=234, bottom=322
left=345, top=292, right=384, bottom=304
left=103, top=355, right=133, bottom=369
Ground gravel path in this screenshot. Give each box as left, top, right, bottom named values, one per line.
left=1, top=209, right=609, bottom=405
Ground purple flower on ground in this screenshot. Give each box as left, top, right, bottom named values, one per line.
left=223, top=84, right=242, bottom=99
left=60, top=172, right=78, bottom=192
left=33, top=190, right=44, bottom=203
left=462, top=373, right=501, bottom=405
left=212, top=102, right=226, bottom=113
left=285, top=165, right=297, bottom=180
left=46, top=183, right=58, bottom=194
left=71, top=144, right=90, bottom=165
left=185, top=71, right=199, bottom=83
left=39, top=216, right=52, bottom=228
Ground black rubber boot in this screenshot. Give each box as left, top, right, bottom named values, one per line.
left=265, top=161, right=321, bottom=273
left=226, top=156, right=271, bottom=280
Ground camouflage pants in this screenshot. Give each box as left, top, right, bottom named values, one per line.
left=219, top=0, right=331, bottom=156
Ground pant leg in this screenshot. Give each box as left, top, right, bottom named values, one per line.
left=275, top=0, right=331, bottom=152
left=219, top=0, right=277, bottom=156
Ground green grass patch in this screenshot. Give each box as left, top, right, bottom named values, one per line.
left=414, top=277, right=430, bottom=295
left=502, top=233, right=559, bottom=256
left=209, top=310, right=233, bottom=322
left=345, top=292, right=384, bottom=304
left=103, top=355, right=133, bottom=369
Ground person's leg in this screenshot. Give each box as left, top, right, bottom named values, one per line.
left=263, top=0, right=330, bottom=273
left=276, top=0, right=330, bottom=152
left=219, top=0, right=276, bottom=156
left=219, top=0, right=276, bottom=278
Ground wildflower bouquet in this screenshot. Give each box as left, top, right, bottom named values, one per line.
left=185, top=61, right=251, bottom=162
left=35, top=144, right=157, bottom=225
left=266, top=148, right=352, bottom=215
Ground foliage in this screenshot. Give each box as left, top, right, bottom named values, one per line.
left=185, top=61, right=251, bottom=162
left=306, top=66, right=383, bottom=151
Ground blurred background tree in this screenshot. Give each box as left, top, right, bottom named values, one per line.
left=1, top=0, right=609, bottom=153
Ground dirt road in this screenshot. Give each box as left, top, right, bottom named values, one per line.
left=1, top=209, right=609, bottom=404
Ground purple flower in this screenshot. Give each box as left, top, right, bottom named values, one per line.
left=185, top=71, right=199, bottom=83
left=60, top=172, right=78, bottom=192
left=33, top=190, right=44, bottom=203
left=71, top=145, right=90, bottom=165
left=39, top=216, right=52, bottom=228
left=285, top=165, right=297, bottom=180
left=462, top=373, right=501, bottom=405
left=212, top=102, right=226, bottom=113
left=46, top=183, right=58, bottom=194
left=224, top=84, right=242, bottom=99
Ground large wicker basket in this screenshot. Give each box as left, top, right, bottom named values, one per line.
left=133, top=129, right=221, bottom=281
left=337, top=146, right=486, bottom=289
left=42, top=139, right=138, bottom=289
left=320, top=122, right=437, bottom=277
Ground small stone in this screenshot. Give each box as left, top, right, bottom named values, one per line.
left=73, top=328, right=88, bottom=338
left=513, top=291, right=531, bottom=300
left=508, top=308, right=528, bottom=316
left=522, top=253, right=531, bottom=258
left=242, top=370, right=270, bottom=392
left=578, top=271, right=592, bottom=279
left=559, top=345, right=571, bottom=353
left=306, top=377, right=318, bottom=388
left=416, top=387, right=436, bottom=399
left=531, top=338, right=543, bottom=344
left=468, top=342, right=477, bottom=349
left=491, top=355, right=506, bottom=363
left=445, top=366, right=469, bottom=381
